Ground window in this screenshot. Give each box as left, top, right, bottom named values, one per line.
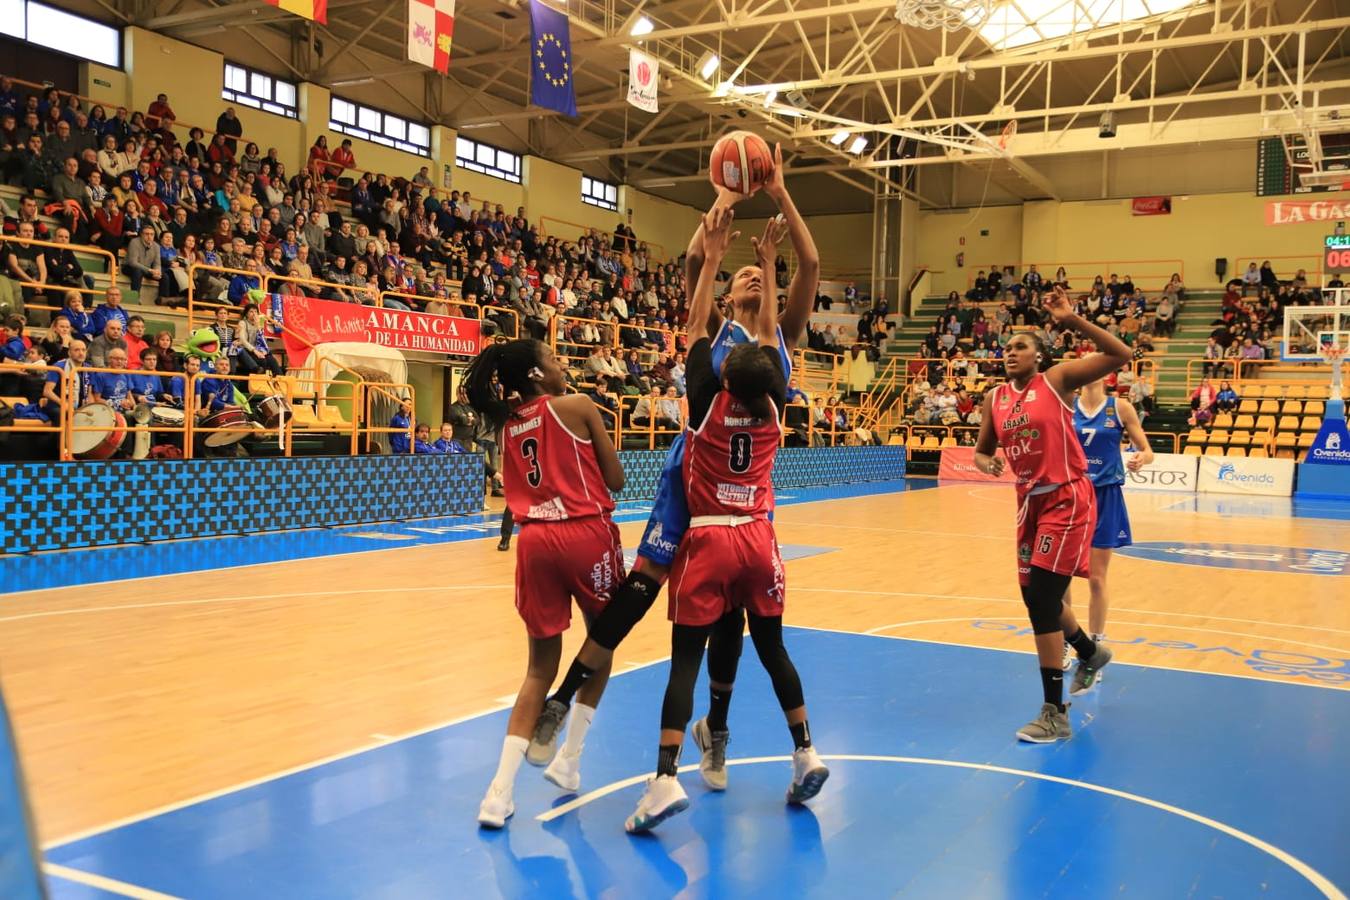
left=456, top=136, right=521, bottom=184
left=4, top=1, right=121, bottom=67
left=581, top=175, right=618, bottom=212
left=222, top=62, right=297, bottom=119
left=329, top=96, right=431, bottom=157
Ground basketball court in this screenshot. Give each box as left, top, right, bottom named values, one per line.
left=4, top=480, right=1346, bottom=897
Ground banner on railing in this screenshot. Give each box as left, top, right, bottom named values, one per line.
left=937, top=446, right=1017, bottom=484
left=270, top=294, right=482, bottom=363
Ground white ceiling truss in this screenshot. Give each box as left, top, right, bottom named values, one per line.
left=108, top=0, right=1350, bottom=210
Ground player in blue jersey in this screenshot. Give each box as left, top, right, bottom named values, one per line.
left=1066, top=368, right=1153, bottom=693
left=523, top=145, right=820, bottom=796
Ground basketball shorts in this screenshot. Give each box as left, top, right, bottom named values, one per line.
left=1090, top=483, right=1133, bottom=549
left=515, top=516, right=625, bottom=639
left=1014, top=479, right=1095, bottom=587
left=668, top=518, right=785, bottom=626
left=636, top=433, right=690, bottom=568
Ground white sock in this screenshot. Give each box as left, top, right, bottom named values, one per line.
left=491, top=735, right=529, bottom=791
left=560, top=703, right=596, bottom=756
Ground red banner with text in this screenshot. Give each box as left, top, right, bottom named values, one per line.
left=273, top=294, right=482, bottom=364
left=1266, top=197, right=1350, bottom=226
left=937, top=446, right=1018, bottom=484
left=1131, top=196, right=1172, bottom=216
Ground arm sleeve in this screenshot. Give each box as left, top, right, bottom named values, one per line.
left=685, top=337, right=717, bottom=426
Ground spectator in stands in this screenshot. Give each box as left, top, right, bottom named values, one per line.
left=91, top=346, right=135, bottom=416
left=1190, top=378, right=1218, bottom=425
left=124, top=225, right=162, bottom=293
left=3, top=220, right=46, bottom=314
left=87, top=316, right=128, bottom=368
left=588, top=374, right=619, bottom=427
left=1154, top=294, right=1176, bottom=337
left=215, top=107, right=242, bottom=154
left=1216, top=380, right=1239, bottom=414
left=197, top=353, right=236, bottom=415
left=37, top=314, right=73, bottom=364
left=123, top=315, right=149, bottom=369
left=1256, top=260, right=1279, bottom=292
left=1239, top=336, right=1265, bottom=362
left=330, top=139, right=356, bottom=177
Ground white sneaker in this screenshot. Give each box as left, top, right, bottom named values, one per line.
left=477, top=784, right=514, bottom=828
left=691, top=717, right=730, bottom=791
left=543, top=749, right=582, bottom=794
left=786, top=746, right=829, bottom=805
left=624, top=774, right=689, bottom=833
left=1061, top=642, right=1073, bottom=671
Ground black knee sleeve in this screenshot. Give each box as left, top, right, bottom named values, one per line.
left=747, top=614, right=805, bottom=711
left=1021, top=566, right=1071, bottom=635
left=660, top=624, right=709, bottom=732
left=588, top=572, right=662, bottom=650
left=706, top=609, right=745, bottom=685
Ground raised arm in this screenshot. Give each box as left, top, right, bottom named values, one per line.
left=751, top=215, right=788, bottom=352
left=1041, top=285, right=1132, bottom=398
left=689, top=188, right=740, bottom=338
left=764, top=144, right=820, bottom=344
left=687, top=204, right=739, bottom=344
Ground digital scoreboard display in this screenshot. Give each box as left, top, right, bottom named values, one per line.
left=1324, top=234, right=1350, bottom=273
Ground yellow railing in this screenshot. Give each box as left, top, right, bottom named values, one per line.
left=0, top=234, right=120, bottom=313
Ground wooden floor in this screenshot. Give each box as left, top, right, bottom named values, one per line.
left=2, top=483, right=1347, bottom=847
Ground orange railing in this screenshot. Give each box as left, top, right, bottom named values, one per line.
left=1231, top=255, right=1321, bottom=286
left=0, top=234, right=120, bottom=312
left=963, top=259, right=1184, bottom=293
left=539, top=216, right=668, bottom=266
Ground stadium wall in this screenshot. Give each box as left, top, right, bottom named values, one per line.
left=916, top=191, right=1333, bottom=297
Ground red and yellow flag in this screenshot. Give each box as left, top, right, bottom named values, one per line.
left=263, top=0, right=328, bottom=25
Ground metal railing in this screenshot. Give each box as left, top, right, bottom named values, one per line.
left=0, top=234, right=120, bottom=314
left=961, top=259, right=1184, bottom=293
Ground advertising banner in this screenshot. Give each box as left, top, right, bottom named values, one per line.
left=938, top=447, right=1018, bottom=484
left=1198, top=455, right=1295, bottom=497
left=272, top=294, right=482, bottom=365
left=1123, top=452, right=1199, bottom=493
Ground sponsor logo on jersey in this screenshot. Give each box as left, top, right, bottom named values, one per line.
left=1026, top=389, right=1038, bottom=401
left=1104, top=417, right=1116, bottom=428
left=642, top=521, right=678, bottom=556
left=591, top=550, right=616, bottom=601
left=1002, top=412, right=1030, bottom=430
left=1018, top=542, right=1032, bottom=562
left=508, top=415, right=541, bottom=437
left=716, top=482, right=757, bottom=507
left=526, top=496, right=567, bottom=520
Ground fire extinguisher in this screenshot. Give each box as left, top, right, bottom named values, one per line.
left=956, top=252, right=965, bottom=268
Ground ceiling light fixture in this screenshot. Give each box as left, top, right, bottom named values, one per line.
left=697, top=52, right=720, bottom=80
left=630, top=15, right=654, bottom=37
left=762, top=90, right=778, bottom=108
left=848, top=136, right=868, bottom=154
left=830, top=130, right=851, bottom=145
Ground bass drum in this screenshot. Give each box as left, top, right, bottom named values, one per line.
left=71, top=403, right=127, bottom=460
left=200, top=407, right=254, bottom=447
left=252, top=394, right=292, bottom=430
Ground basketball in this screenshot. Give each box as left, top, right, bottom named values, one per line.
left=709, top=130, right=774, bottom=196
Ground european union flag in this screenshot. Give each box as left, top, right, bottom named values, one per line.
left=529, top=0, right=576, bottom=117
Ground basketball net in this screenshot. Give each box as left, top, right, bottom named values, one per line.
left=1323, top=343, right=1346, bottom=394
left=895, top=0, right=991, bottom=31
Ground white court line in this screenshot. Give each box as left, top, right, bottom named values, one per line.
left=792, top=586, right=1350, bottom=636
left=863, top=616, right=1350, bottom=656
left=42, top=862, right=183, bottom=900
left=533, top=755, right=1346, bottom=900
left=0, top=585, right=514, bottom=624
left=786, top=623, right=1350, bottom=692
left=42, top=654, right=670, bottom=851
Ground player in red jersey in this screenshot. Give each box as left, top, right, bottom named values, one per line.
left=625, top=203, right=827, bottom=834
left=974, top=286, right=1132, bottom=743
left=466, top=339, right=627, bottom=828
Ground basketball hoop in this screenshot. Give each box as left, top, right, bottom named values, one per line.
left=895, top=0, right=991, bottom=32
left=998, top=119, right=1017, bottom=152
left=1322, top=342, right=1346, bottom=393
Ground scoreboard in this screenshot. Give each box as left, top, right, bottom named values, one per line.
left=1257, top=135, right=1350, bottom=196
left=1324, top=234, right=1350, bottom=274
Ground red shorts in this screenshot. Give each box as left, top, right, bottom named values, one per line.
left=515, top=516, right=624, bottom=639
left=1015, top=479, right=1095, bottom=587
left=668, top=518, right=785, bottom=626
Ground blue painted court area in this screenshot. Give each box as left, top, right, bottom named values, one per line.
left=0, top=479, right=930, bottom=595
left=43, top=631, right=1349, bottom=899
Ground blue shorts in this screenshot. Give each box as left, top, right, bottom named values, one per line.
left=637, top=433, right=689, bottom=568
left=1091, top=483, right=1132, bottom=549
